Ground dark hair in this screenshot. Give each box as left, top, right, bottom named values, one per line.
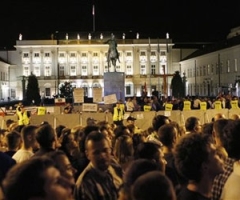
left=132, top=171, right=176, bottom=200
left=6, top=131, right=21, bottom=150
left=134, top=142, right=161, bottom=163
left=79, top=125, right=99, bottom=153
left=84, top=131, right=107, bottom=150
left=2, top=157, right=54, bottom=200
left=158, top=124, right=176, bottom=147
left=55, top=125, right=66, bottom=138
left=35, top=124, right=55, bottom=148
left=174, top=133, right=212, bottom=182
left=123, top=159, right=160, bottom=197
left=221, top=119, right=240, bottom=159
left=185, top=117, right=199, bottom=131
left=152, top=115, right=170, bottom=131
left=20, top=125, right=37, bottom=141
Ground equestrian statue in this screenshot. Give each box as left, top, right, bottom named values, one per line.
left=105, top=34, right=120, bottom=72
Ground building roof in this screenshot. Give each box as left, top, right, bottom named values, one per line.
left=180, top=34, right=240, bottom=61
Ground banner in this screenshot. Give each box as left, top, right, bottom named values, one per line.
left=104, top=94, right=117, bottom=104
left=93, top=88, right=103, bottom=103
left=73, top=88, right=84, bottom=103
left=82, top=103, right=98, bottom=112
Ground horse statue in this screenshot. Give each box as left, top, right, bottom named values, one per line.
left=106, top=34, right=120, bottom=72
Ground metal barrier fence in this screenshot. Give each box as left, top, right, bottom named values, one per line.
left=2, top=108, right=240, bottom=131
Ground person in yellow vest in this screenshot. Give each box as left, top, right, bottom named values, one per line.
left=183, top=99, right=192, bottom=111
left=16, top=104, right=30, bottom=125
left=37, top=103, right=47, bottom=115
left=112, top=101, right=125, bottom=126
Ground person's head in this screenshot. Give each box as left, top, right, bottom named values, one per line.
left=20, top=125, right=38, bottom=149
left=55, top=125, right=66, bottom=139
left=119, top=159, right=160, bottom=200
left=113, top=134, right=134, bottom=165
left=85, top=131, right=112, bottom=171
left=157, top=124, right=178, bottom=147
left=2, top=156, right=73, bottom=200
left=174, top=133, right=224, bottom=183
left=212, top=118, right=229, bottom=146
left=134, top=142, right=166, bottom=173
left=185, top=116, right=202, bottom=133
left=132, top=171, right=176, bottom=200
left=35, top=124, right=56, bottom=149
left=230, top=113, right=240, bottom=120
left=60, top=128, right=78, bottom=154
left=46, top=150, right=77, bottom=185
left=220, top=119, right=240, bottom=159
left=6, top=131, right=22, bottom=151
left=152, top=115, right=170, bottom=132
left=6, top=119, right=14, bottom=130
left=126, top=116, right=136, bottom=125
left=212, top=113, right=226, bottom=122
left=79, top=125, right=99, bottom=154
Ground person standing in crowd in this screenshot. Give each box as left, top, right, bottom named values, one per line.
left=174, top=133, right=224, bottom=200
left=16, top=104, right=30, bottom=125
left=33, top=124, right=57, bottom=157
left=4, top=131, right=21, bottom=157
left=212, top=119, right=240, bottom=200
left=146, top=114, right=170, bottom=146
left=132, top=171, right=176, bottom=200
left=74, top=131, right=123, bottom=200
left=126, top=97, right=134, bottom=112
left=112, top=101, right=125, bottom=126
left=12, top=125, right=38, bottom=163
left=184, top=116, right=202, bottom=134
left=2, top=156, right=73, bottom=200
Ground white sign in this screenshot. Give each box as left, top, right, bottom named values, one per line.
left=73, top=88, right=84, bottom=103
left=104, top=94, right=117, bottom=104
left=93, top=88, right=103, bottom=103
left=82, top=103, right=98, bottom=112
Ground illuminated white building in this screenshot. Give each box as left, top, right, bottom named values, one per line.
left=0, top=32, right=198, bottom=100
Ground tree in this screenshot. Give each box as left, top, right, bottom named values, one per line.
left=26, top=72, right=41, bottom=105
left=59, top=82, right=73, bottom=98
left=171, top=71, right=184, bottom=98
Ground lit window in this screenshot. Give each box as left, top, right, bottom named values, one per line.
left=93, top=65, right=99, bottom=76
left=140, top=65, right=146, bottom=75
left=45, top=66, right=51, bottom=76
left=70, top=66, right=76, bottom=76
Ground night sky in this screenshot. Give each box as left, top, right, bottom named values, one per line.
left=1, top=0, right=240, bottom=49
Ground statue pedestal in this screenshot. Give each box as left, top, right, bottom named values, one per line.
left=104, top=72, right=125, bottom=102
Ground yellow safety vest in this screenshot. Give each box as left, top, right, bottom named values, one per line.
left=230, top=100, right=239, bottom=109
left=144, top=105, right=151, bottom=111
left=17, top=111, right=30, bottom=125
left=183, top=101, right=191, bottom=110
left=37, top=106, right=46, bottom=115
left=200, top=102, right=207, bottom=111
left=113, top=107, right=124, bottom=121
left=165, top=103, right=173, bottom=111
left=214, top=101, right=222, bottom=110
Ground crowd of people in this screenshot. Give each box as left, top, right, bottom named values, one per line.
left=125, top=93, right=240, bottom=111
left=0, top=103, right=240, bottom=200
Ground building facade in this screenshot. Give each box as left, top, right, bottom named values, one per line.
left=180, top=26, right=240, bottom=97
left=0, top=32, right=197, bottom=101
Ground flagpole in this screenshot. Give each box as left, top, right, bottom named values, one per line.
left=148, top=37, right=151, bottom=96
left=92, top=4, right=95, bottom=32
left=157, top=38, right=160, bottom=95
